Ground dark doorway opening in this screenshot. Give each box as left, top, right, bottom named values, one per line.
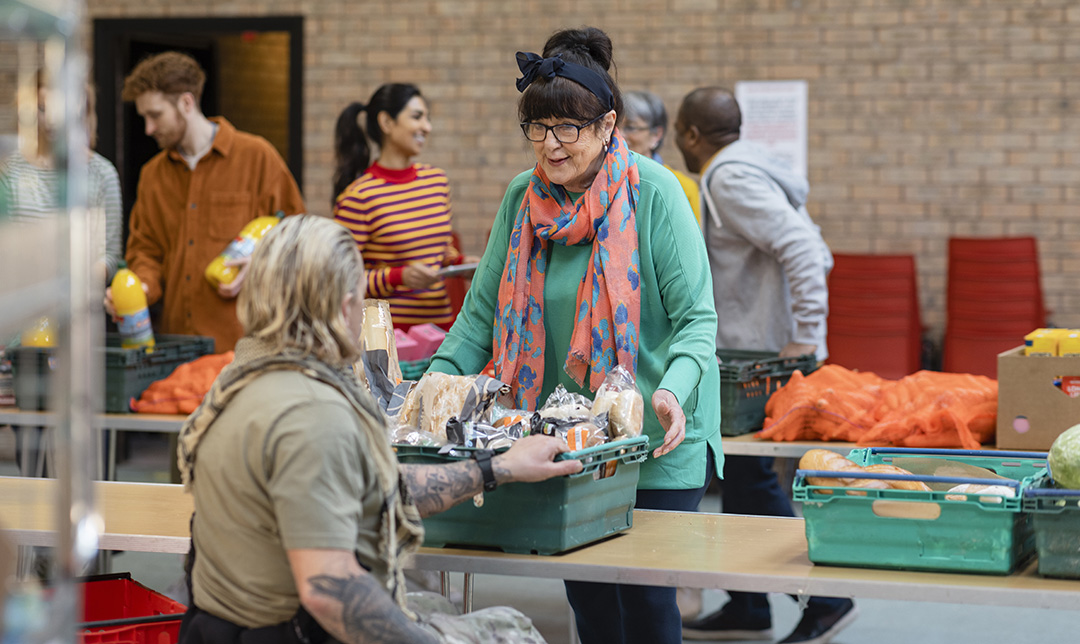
left=92, top=16, right=303, bottom=247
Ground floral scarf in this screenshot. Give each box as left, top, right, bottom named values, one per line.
left=494, top=129, right=641, bottom=409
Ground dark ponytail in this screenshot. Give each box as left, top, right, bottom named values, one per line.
left=332, top=83, right=425, bottom=204
left=333, top=101, right=369, bottom=203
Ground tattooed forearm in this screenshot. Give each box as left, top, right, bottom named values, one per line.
left=400, top=461, right=484, bottom=517
left=307, top=573, right=437, bottom=644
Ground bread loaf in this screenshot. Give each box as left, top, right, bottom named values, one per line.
left=864, top=464, right=932, bottom=492
left=800, top=449, right=931, bottom=492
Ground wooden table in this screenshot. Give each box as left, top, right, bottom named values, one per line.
left=3, top=477, right=1078, bottom=611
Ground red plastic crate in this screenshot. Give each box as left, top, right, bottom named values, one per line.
left=80, top=574, right=186, bottom=644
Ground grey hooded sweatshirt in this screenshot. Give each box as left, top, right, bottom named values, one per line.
left=699, top=140, right=833, bottom=360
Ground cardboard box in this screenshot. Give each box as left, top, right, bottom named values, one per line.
left=996, top=346, right=1080, bottom=450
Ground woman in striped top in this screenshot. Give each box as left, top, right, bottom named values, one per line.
left=332, top=84, right=473, bottom=330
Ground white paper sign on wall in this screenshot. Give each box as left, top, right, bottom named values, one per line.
left=734, top=80, right=808, bottom=179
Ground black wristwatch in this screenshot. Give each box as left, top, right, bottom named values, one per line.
left=473, top=449, right=498, bottom=492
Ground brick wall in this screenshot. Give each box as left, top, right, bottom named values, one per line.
left=73, top=0, right=1080, bottom=339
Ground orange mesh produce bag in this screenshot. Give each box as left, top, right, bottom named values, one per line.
left=758, top=365, right=997, bottom=449
left=130, top=351, right=234, bottom=414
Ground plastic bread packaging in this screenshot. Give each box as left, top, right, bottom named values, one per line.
left=539, top=385, right=594, bottom=422
left=944, top=483, right=1017, bottom=500
left=391, top=427, right=447, bottom=448
left=446, top=417, right=520, bottom=450
left=356, top=299, right=403, bottom=405
left=590, top=365, right=644, bottom=439
left=396, top=372, right=510, bottom=442
left=565, top=421, right=608, bottom=451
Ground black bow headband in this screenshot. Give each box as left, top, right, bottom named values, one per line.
left=515, top=51, right=615, bottom=112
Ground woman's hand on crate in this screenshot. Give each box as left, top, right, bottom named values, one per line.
left=498, top=434, right=583, bottom=483
left=651, top=389, right=685, bottom=458
left=779, top=342, right=816, bottom=359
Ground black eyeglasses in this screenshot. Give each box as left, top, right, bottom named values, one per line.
left=520, top=113, right=605, bottom=144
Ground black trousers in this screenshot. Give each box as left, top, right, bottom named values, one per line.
left=178, top=604, right=334, bottom=644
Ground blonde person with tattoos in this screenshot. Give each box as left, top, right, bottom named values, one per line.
left=175, top=215, right=579, bottom=644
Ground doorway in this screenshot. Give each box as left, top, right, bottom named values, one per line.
left=92, top=16, right=303, bottom=247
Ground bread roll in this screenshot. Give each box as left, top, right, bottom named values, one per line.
left=863, top=463, right=932, bottom=492
left=799, top=449, right=865, bottom=487
left=945, top=483, right=1016, bottom=500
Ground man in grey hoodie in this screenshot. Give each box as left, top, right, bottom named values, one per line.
left=674, top=87, right=856, bottom=644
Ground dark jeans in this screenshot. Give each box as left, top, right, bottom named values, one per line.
left=720, top=455, right=848, bottom=622
left=565, top=448, right=715, bottom=644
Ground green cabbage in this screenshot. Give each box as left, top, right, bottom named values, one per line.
left=1049, top=423, right=1080, bottom=490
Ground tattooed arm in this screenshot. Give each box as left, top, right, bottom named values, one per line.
left=400, top=434, right=584, bottom=517
left=288, top=548, right=438, bottom=644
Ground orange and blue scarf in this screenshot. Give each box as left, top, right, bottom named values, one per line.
left=494, top=130, right=641, bottom=409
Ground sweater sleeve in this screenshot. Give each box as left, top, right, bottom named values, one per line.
left=97, top=157, right=124, bottom=280
left=428, top=172, right=528, bottom=376
left=708, top=165, right=830, bottom=347
left=644, top=167, right=718, bottom=406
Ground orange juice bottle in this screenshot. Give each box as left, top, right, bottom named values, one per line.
left=204, top=211, right=285, bottom=288
left=112, top=261, right=155, bottom=351
left=22, top=316, right=56, bottom=347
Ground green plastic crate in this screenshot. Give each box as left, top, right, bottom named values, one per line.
left=400, top=358, right=431, bottom=382
left=1022, top=472, right=1080, bottom=579
left=13, top=334, right=214, bottom=413
left=794, top=447, right=1048, bottom=574
left=395, top=435, right=649, bottom=554
left=717, top=349, right=817, bottom=436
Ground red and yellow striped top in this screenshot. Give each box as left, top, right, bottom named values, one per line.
left=333, top=163, right=460, bottom=328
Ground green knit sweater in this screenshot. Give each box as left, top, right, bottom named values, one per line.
left=429, top=153, right=723, bottom=489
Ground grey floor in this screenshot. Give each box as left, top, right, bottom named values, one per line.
left=3, top=427, right=1076, bottom=643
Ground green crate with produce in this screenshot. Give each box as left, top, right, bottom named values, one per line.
left=395, top=435, right=649, bottom=555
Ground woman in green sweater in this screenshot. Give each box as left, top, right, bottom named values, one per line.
left=428, top=27, right=722, bottom=644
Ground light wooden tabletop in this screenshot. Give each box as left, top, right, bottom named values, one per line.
left=2, top=477, right=1079, bottom=610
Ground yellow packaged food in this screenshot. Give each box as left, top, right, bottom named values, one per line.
left=112, top=261, right=155, bottom=351
left=204, top=211, right=284, bottom=288
left=1058, top=331, right=1080, bottom=357
left=22, top=316, right=56, bottom=348
left=1024, top=329, right=1057, bottom=356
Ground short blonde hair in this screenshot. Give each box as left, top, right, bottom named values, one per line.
left=238, top=215, right=364, bottom=365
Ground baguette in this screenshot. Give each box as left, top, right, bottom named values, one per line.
left=863, top=463, right=932, bottom=492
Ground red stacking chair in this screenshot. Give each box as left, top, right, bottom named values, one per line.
left=826, top=253, right=922, bottom=380
left=445, top=232, right=467, bottom=322
left=943, top=237, right=1045, bottom=378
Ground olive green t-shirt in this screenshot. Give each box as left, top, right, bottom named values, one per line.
left=190, top=370, right=386, bottom=628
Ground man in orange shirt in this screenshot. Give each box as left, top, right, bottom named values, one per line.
left=105, top=52, right=305, bottom=353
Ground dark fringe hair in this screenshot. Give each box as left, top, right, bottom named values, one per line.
left=518, top=27, right=622, bottom=125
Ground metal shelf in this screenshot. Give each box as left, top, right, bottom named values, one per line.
left=1, top=1, right=97, bottom=641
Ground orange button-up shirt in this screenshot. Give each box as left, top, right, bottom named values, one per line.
left=125, top=117, right=305, bottom=353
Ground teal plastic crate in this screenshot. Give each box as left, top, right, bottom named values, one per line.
left=395, top=436, right=649, bottom=554
left=13, top=334, right=214, bottom=412
left=400, top=357, right=431, bottom=382
left=794, top=447, right=1048, bottom=574
left=717, top=349, right=817, bottom=436
left=1023, top=472, right=1080, bottom=579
